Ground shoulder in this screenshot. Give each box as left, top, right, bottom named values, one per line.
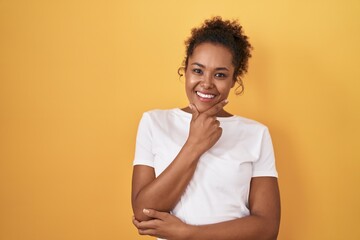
left=139, top=108, right=185, bottom=125
left=142, top=109, right=178, bottom=120
left=235, top=115, right=266, bottom=126
left=143, top=109, right=175, bottom=117
left=225, top=115, right=270, bottom=133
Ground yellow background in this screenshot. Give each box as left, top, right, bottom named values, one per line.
left=1, top=0, right=359, bottom=239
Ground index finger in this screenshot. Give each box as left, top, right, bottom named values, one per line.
left=203, top=99, right=229, bottom=116
left=132, top=216, right=141, bottom=228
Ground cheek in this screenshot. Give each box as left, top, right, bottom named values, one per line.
left=185, top=73, right=197, bottom=83
left=184, top=75, right=194, bottom=96
left=215, top=83, right=233, bottom=99
left=218, top=81, right=233, bottom=92
left=185, top=74, right=200, bottom=90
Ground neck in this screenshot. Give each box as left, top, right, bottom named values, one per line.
left=180, top=106, right=233, bottom=117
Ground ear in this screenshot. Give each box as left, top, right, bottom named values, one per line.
left=177, top=66, right=185, bottom=77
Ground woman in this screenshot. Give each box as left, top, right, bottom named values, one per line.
left=131, top=16, right=280, bottom=240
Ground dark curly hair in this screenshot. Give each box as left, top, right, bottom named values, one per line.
left=179, top=16, right=253, bottom=95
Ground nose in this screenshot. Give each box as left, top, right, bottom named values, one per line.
left=200, top=73, right=214, bottom=89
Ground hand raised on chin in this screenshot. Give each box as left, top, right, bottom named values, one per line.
left=186, top=99, right=229, bottom=155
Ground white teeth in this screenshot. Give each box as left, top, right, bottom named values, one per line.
left=196, top=91, right=215, bottom=99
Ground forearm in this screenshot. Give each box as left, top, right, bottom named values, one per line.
left=133, top=141, right=202, bottom=221
left=186, top=215, right=279, bottom=240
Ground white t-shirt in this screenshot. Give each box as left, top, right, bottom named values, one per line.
left=133, top=108, right=278, bottom=226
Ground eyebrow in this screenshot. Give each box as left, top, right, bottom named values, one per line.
left=191, top=62, right=229, bottom=71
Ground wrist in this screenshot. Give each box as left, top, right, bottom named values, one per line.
left=182, top=224, right=198, bottom=240
left=183, top=140, right=204, bottom=159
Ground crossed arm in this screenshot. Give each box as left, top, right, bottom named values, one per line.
left=132, top=101, right=227, bottom=221
left=131, top=102, right=281, bottom=239
left=133, top=173, right=280, bottom=240
left=131, top=143, right=202, bottom=222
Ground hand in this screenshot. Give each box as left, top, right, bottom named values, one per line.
left=132, top=209, right=191, bottom=240
left=186, top=99, right=229, bottom=155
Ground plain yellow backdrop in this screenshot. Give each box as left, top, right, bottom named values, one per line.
left=1, top=0, right=359, bottom=239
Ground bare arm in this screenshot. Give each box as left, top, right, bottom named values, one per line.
left=134, top=177, right=280, bottom=240
left=187, top=177, right=280, bottom=240
left=132, top=142, right=201, bottom=221
left=132, top=101, right=228, bottom=221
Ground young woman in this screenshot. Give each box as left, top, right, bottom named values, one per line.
left=131, top=16, right=280, bottom=240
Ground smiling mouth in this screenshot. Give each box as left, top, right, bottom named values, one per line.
left=196, top=91, right=216, bottom=99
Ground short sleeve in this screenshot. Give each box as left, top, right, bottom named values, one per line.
left=252, top=127, right=278, bottom=178
left=133, top=112, right=154, bottom=167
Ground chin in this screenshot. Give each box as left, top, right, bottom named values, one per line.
left=194, top=102, right=215, bottom=113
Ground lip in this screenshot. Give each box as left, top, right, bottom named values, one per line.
left=195, top=91, right=218, bottom=102
left=196, top=90, right=218, bottom=96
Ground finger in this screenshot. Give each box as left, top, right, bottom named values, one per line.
left=135, top=219, right=161, bottom=230
left=143, top=208, right=169, bottom=220
left=189, top=103, right=200, bottom=119
left=204, top=99, right=229, bottom=116
left=207, top=116, right=218, bottom=126
left=138, top=228, right=157, bottom=237
left=132, top=217, right=141, bottom=228
left=133, top=216, right=154, bottom=230
left=218, top=127, right=223, bottom=136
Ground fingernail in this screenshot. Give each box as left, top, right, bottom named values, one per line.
left=224, top=99, right=229, bottom=103
left=143, top=208, right=150, bottom=214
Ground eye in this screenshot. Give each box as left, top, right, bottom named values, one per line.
left=215, top=72, right=227, bottom=78
left=192, top=68, right=203, bottom=74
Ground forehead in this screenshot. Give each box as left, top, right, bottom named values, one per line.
left=189, top=43, right=234, bottom=68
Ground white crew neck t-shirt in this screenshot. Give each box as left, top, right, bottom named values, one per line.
left=133, top=108, right=278, bottom=226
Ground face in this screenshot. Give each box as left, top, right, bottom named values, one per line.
left=185, top=42, right=235, bottom=115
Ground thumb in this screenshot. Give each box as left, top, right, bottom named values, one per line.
left=189, top=103, right=200, bottom=120
left=143, top=208, right=168, bottom=220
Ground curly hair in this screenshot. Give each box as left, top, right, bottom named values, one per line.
left=179, top=16, right=253, bottom=95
